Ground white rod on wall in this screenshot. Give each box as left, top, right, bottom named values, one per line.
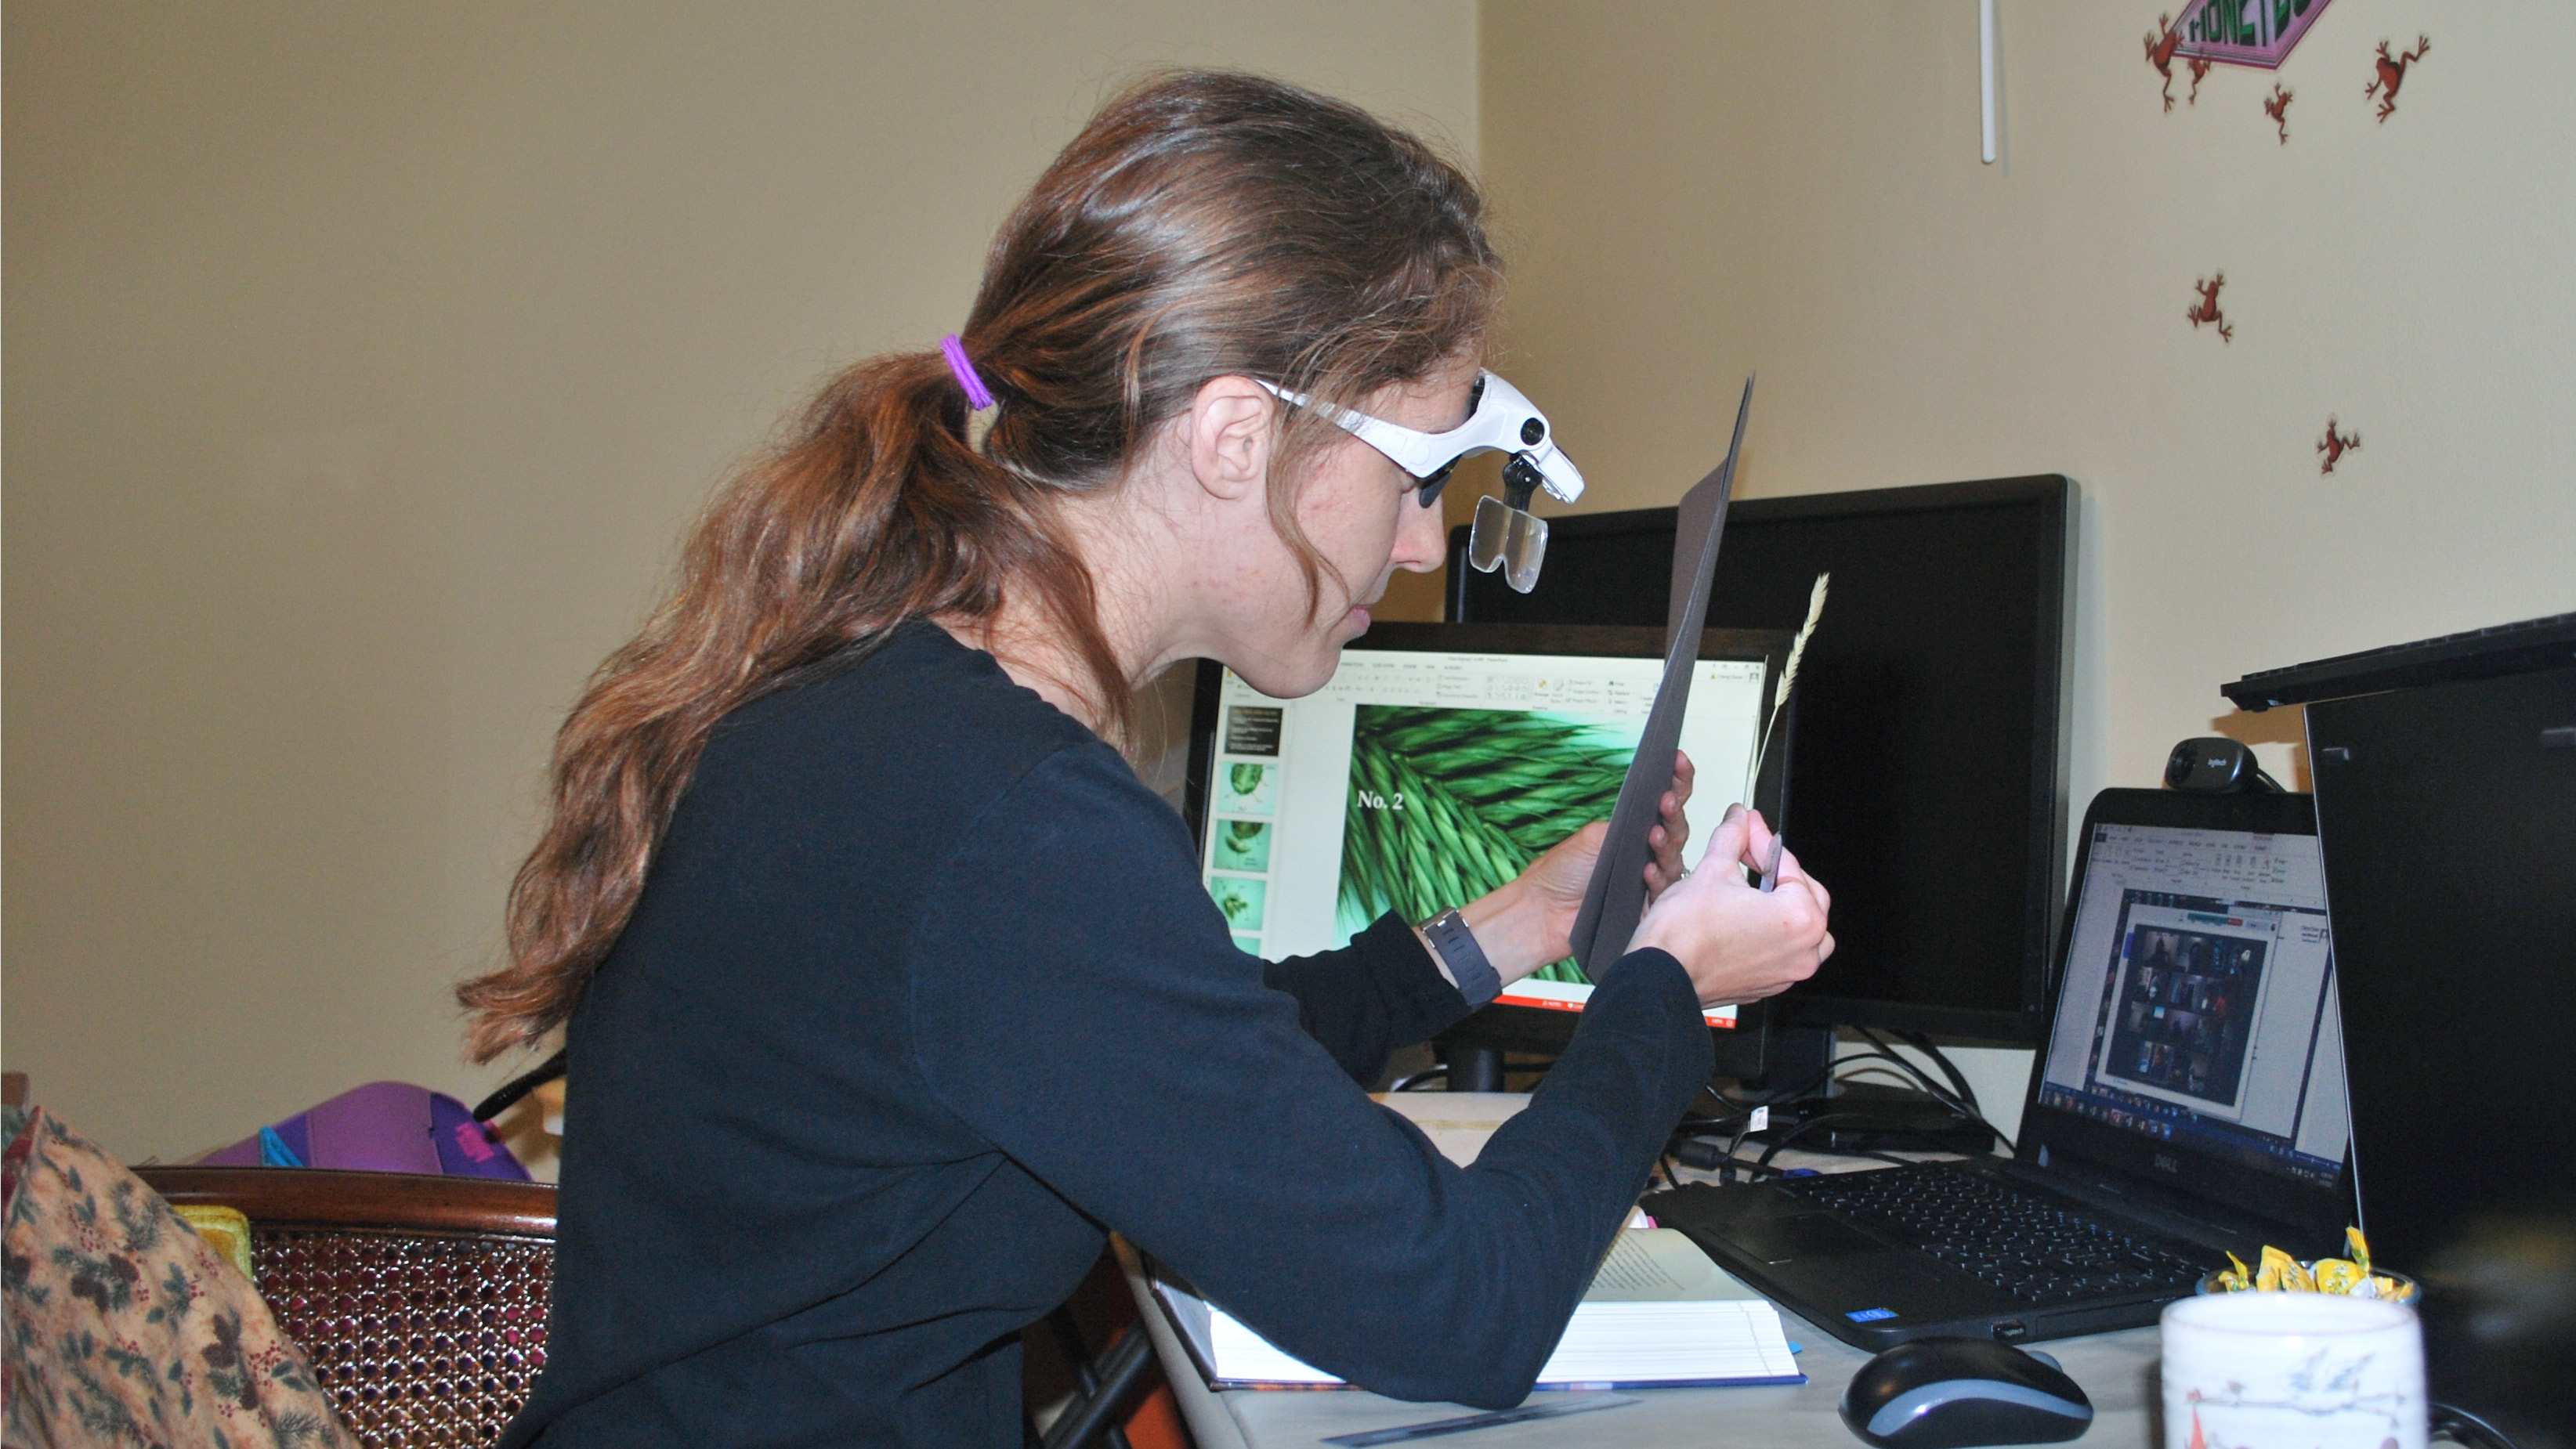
left=1980, top=0, right=1999, bottom=164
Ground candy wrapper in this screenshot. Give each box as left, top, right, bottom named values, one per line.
left=2204, top=1228, right=2415, bottom=1302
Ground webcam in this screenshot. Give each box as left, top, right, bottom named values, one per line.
left=2165, top=738, right=2284, bottom=793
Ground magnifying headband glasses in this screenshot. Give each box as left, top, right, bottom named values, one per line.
left=1255, top=369, right=1583, bottom=593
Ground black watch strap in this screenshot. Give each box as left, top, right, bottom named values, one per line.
left=1420, top=909, right=1502, bottom=1008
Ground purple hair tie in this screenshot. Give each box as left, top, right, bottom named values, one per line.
left=941, top=334, right=997, bottom=410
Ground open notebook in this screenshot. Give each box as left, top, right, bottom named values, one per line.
left=1147, top=1227, right=1803, bottom=1392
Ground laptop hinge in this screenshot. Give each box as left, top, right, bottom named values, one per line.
left=1985, top=1153, right=2338, bottom=1259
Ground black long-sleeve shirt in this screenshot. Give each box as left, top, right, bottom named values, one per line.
left=502, top=621, right=1715, bottom=1448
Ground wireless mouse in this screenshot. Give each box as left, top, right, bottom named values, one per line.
left=1840, top=1337, right=2093, bottom=1448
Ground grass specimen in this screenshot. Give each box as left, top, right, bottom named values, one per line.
left=1339, top=706, right=1636, bottom=983
left=1742, top=571, right=1829, bottom=809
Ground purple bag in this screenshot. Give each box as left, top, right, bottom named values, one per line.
left=201, top=1080, right=530, bottom=1180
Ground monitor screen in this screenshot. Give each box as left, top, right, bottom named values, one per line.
left=2034, top=819, right=2348, bottom=1191
left=1188, top=623, right=1778, bottom=1030
left=1449, top=475, right=2075, bottom=1042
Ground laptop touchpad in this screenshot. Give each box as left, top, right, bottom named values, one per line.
left=1720, top=1214, right=1884, bottom=1263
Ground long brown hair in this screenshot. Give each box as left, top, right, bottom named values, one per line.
left=459, top=70, right=1501, bottom=1063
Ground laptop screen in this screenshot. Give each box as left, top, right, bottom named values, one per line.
left=2035, top=818, right=2349, bottom=1190
left=1191, top=624, right=1773, bottom=1028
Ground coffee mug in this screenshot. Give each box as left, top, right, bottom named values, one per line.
left=2160, top=1292, right=2426, bottom=1449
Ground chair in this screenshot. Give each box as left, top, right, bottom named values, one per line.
left=1017, top=1238, right=1195, bottom=1449
left=1030, top=1302, right=1163, bottom=1449
left=137, top=1166, right=556, bottom=1449
left=136, top=1166, right=1178, bottom=1448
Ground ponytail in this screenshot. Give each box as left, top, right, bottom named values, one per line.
left=458, top=354, right=1127, bottom=1063
left=460, top=70, right=1500, bottom=1061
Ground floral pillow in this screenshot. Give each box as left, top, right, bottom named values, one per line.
left=2, top=1108, right=352, bottom=1448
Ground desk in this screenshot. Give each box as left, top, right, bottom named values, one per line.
left=1120, top=1093, right=2166, bottom=1448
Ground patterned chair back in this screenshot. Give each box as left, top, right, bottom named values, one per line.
left=139, top=1166, right=555, bottom=1449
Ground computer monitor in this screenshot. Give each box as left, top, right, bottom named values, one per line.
left=2022, top=788, right=2350, bottom=1245
left=1183, top=621, right=1789, bottom=1079
left=1449, top=476, right=2076, bottom=1079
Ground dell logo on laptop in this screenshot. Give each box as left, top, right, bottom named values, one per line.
left=2154, top=1154, right=2180, bottom=1174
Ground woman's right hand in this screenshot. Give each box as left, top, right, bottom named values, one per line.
left=1627, top=804, right=1833, bottom=1007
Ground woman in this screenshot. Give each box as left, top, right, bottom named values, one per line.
left=463, top=70, right=1832, bottom=1448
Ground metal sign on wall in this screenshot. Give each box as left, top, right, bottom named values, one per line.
left=2171, top=0, right=2333, bottom=69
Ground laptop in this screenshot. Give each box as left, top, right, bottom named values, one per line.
left=1646, top=786, right=2355, bottom=1350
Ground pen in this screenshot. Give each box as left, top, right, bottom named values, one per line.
left=1758, top=833, right=1785, bottom=893
left=1322, top=1393, right=1639, bottom=1447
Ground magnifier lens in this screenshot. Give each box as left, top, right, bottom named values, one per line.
left=1500, top=511, right=1547, bottom=593
left=1468, top=494, right=1550, bottom=594
left=1468, top=494, right=1511, bottom=573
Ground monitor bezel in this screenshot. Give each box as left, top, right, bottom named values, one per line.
left=2015, top=786, right=2353, bottom=1242
left=1183, top=620, right=1795, bottom=1079
left=1446, top=475, right=2078, bottom=1045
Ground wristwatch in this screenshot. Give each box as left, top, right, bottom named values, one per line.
left=1420, top=909, right=1502, bottom=1007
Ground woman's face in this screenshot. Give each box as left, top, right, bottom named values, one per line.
left=1215, top=355, right=1476, bottom=697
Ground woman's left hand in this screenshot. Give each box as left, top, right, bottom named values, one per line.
left=1449, top=752, right=1697, bottom=985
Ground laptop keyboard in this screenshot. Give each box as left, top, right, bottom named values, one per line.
left=1778, top=1165, right=2216, bottom=1304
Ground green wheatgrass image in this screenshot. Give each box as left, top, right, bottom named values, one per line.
left=1219, top=761, right=1275, bottom=815
left=1207, top=874, right=1267, bottom=932
left=1338, top=706, right=1637, bottom=984
left=1213, top=818, right=1272, bottom=873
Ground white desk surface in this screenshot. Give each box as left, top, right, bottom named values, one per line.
left=1210, top=1316, right=2161, bottom=1449
left=1120, top=1092, right=2168, bottom=1449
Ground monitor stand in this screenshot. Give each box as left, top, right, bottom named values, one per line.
left=1435, top=1006, right=1772, bottom=1092
left=1443, top=1045, right=1509, bottom=1093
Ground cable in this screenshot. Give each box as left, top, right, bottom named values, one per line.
left=1724, top=1059, right=1841, bottom=1108
left=1388, top=1067, right=1448, bottom=1092
left=1829, top=1051, right=1959, bottom=1108
left=1750, top=1112, right=1950, bottom=1173
left=470, top=1047, right=566, bottom=1122
left=1665, top=1109, right=1763, bottom=1183
left=1718, top=1035, right=1974, bottom=1116
left=1751, top=1111, right=1876, bottom=1169
left=1680, top=1036, right=2014, bottom=1175
left=1851, top=1028, right=1970, bottom=1110
left=1669, top=1139, right=1783, bottom=1180
left=1850, top=1029, right=2013, bottom=1151
left=1668, top=1110, right=1921, bottom=1178
left=1722, top=1112, right=1759, bottom=1183
left=1829, top=1147, right=1923, bottom=1169
left=2429, top=1404, right=2522, bottom=1449
left=1710, top=1050, right=1988, bottom=1163
left=1896, top=1031, right=1981, bottom=1115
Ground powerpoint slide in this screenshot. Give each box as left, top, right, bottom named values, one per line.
left=1207, top=875, right=1267, bottom=934
left=1199, top=648, right=1765, bottom=982
left=1335, top=704, right=1634, bottom=984
left=1211, top=818, right=1273, bottom=873
left=1216, top=761, right=1276, bottom=816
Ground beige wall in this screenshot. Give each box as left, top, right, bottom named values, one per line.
left=1479, top=0, right=2576, bottom=1127
left=13, top=1, right=2571, bottom=1165
left=2, top=2, right=1478, bottom=1165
